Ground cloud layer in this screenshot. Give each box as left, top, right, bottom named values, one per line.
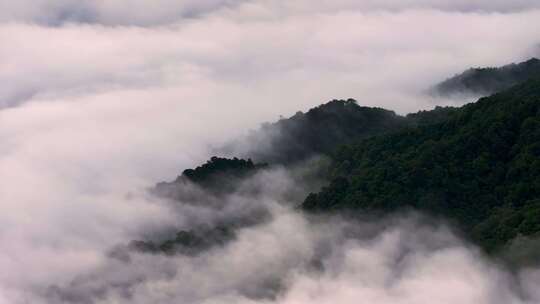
left=2, top=4, right=540, bottom=111
left=2, top=0, right=540, bottom=26
left=1, top=1, right=540, bottom=303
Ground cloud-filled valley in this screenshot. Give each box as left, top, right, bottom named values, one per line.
left=14, top=164, right=540, bottom=303
left=2, top=1, right=540, bottom=303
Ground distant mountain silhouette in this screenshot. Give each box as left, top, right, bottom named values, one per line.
left=433, top=58, right=540, bottom=97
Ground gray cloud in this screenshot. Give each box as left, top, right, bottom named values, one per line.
left=25, top=209, right=540, bottom=304
left=2, top=0, right=540, bottom=26
left=0, top=0, right=246, bottom=26
left=2, top=1, right=540, bottom=303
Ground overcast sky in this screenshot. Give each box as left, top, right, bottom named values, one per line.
left=1, top=1, right=540, bottom=303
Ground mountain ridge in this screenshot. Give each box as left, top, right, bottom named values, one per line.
left=432, top=57, right=540, bottom=97
left=142, top=63, right=540, bottom=255
left=303, top=78, right=540, bottom=251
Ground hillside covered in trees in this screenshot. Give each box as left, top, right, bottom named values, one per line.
left=433, top=57, right=540, bottom=97
left=143, top=63, right=540, bottom=255
left=225, top=99, right=456, bottom=164
left=303, top=78, right=540, bottom=251
left=153, top=157, right=268, bottom=198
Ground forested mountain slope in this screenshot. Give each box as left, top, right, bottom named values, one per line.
left=146, top=76, right=540, bottom=254
left=433, top=57, right=540, bottom=97
left=303, top=78, right=540, bottom=251
left=153, top=157, right=268, bottom=198
left=226, top=99, right=457, bottom=164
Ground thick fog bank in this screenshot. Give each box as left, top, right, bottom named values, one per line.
left=2, top=164, right=539, bottom=304
left=26, top=212, right=540, bottom=304
left=2, top=1, right=540, bottom=303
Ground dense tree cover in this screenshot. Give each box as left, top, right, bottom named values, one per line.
left=433, top=57, right=540, bottom=97
left=226, top=99, right=410, bottom=164
left=406, top=106, right=459, bottom=126
left=181, top=156, right=267, bottom=185
left=146, top=71, right=540, bottom=255
left=156, top=101, right=457, bottom=198
left=224, top=99, right=459, bottom=165
left=143, top=101, right=477, bottom=255
left=129, top=225, right=235, bottom=256
left=153, top=156, right=268, bottom=198
left=143, top=157, right=272, bottom=255
left=303, top=78, right=540, bottom=251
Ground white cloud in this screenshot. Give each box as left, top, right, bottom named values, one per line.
left=1, top=8, right=540, bottom=111
left=22, top=211, right=540, bottom=304
left=1, top=1, right=540, bottom=303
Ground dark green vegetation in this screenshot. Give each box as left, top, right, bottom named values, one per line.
left=303, top=78, right=540, bottom=251
left=152, top=100, right=457, bottom=205
left=181, top=157, right=267, bottom=185
left=143, top=64, right=540, bottom=255
left=257, top=99, right=405, bottom=164
left=433, top=58, right=540, bottom=97
left=153, top=156, right=268, bottom=197
left=405, top=106, right=459, bottom=126
left=140, top=157, right=272, bottom=256
left=227, top=99, right=455, bottom=164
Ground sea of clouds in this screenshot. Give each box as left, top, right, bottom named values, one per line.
left=2, top=1, right=540, bottom=303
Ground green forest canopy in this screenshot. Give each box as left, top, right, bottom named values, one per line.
left=303, top=78, right=540, bottom=251
left=148, top=62, right=540, bottom=254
